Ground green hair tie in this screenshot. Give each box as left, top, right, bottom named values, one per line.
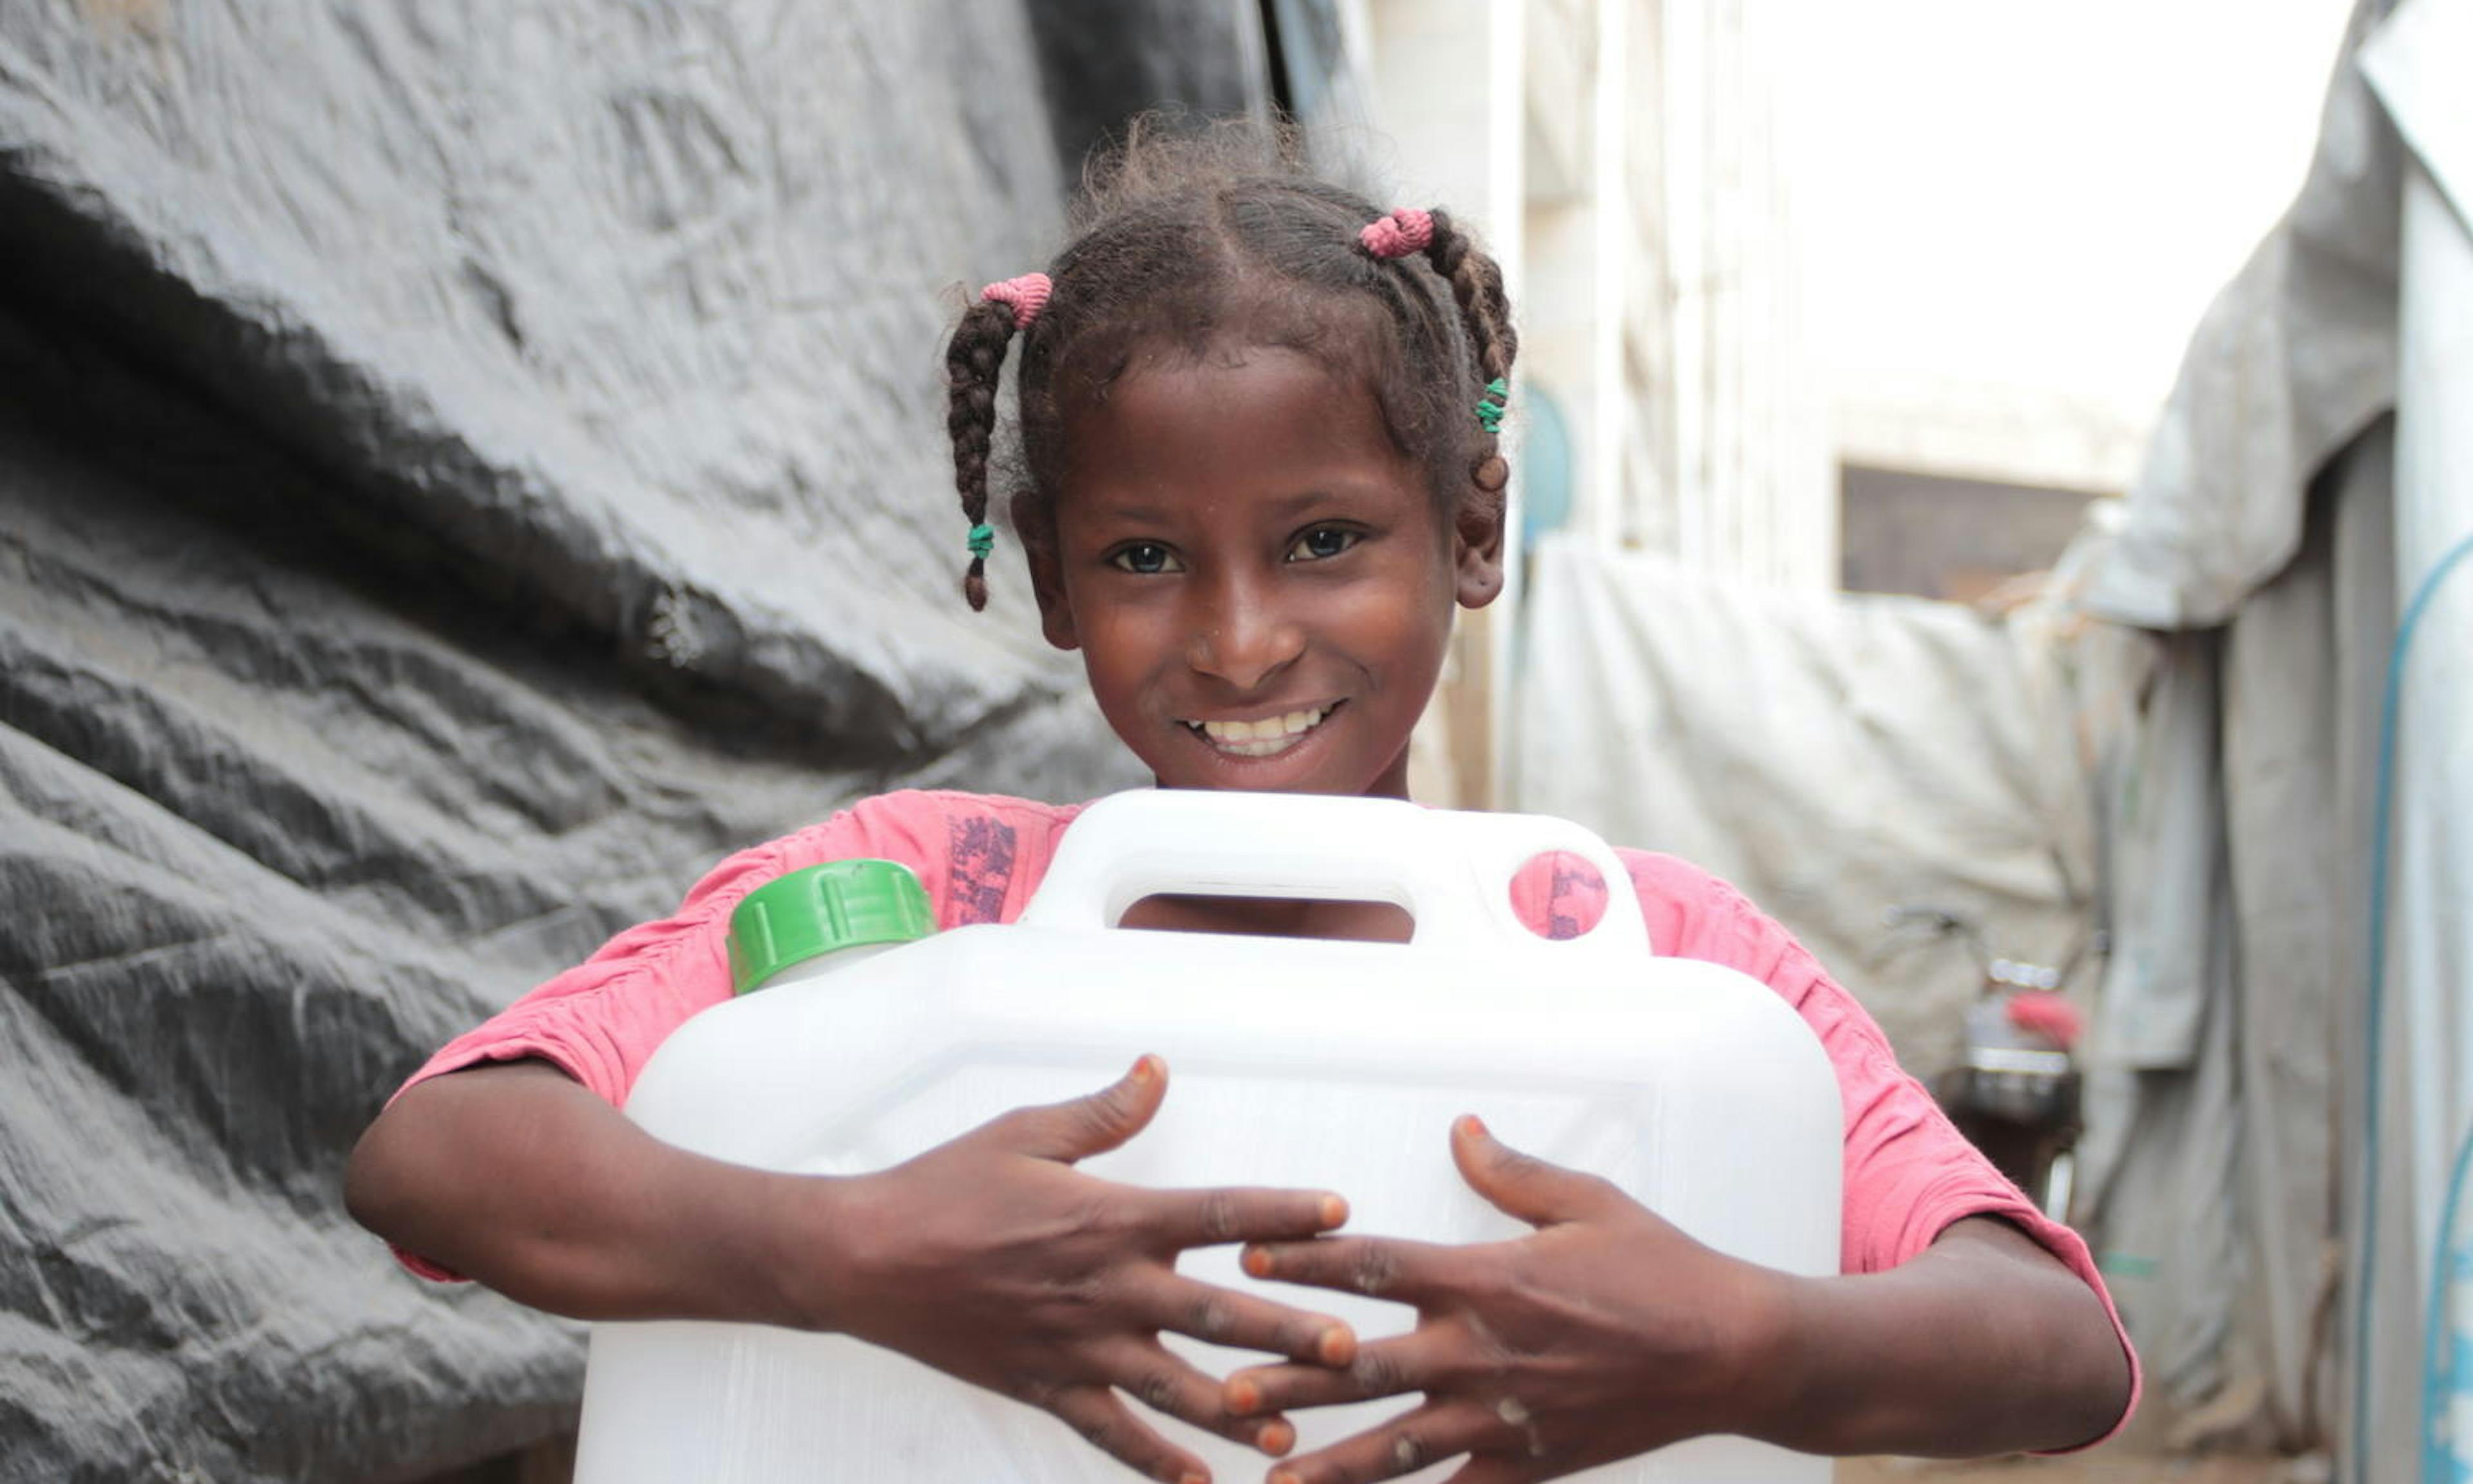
left=1475, top=377, right=1510, bottom=435
left=966, top=523, right=996, bottom=560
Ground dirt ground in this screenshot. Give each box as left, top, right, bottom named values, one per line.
left=1839, top=1452, right=2306, bottom=1483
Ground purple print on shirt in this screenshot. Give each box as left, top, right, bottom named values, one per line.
left=1545, top=854, right=1607, bottom=941
left=947, top=815, right=1018, bottom=925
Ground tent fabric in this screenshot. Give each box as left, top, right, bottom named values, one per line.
left=0, top=2, right=1184, bottom=1479
left=2082, top=622, right=2219, bottom=1073
left=1508, top=3, right=2443, bottom=1465
left=0, top=0, right=1082, bottom=752
left=2385, top=164, right=2473, bottom=1483
left=2061, top=432, right=2394, bottom=1448
left=2221, top=437, right=2390, bottom=1456
left=2073, top=2, right=2399, bottom=634
left=1510, top=534, right=2118, bottom=1076
left=2353, top=1, right=2473, bottom=1470
left=1025, top=0, right=1276, bottom=184
left=2053, top=0, right=2472, bottom=1471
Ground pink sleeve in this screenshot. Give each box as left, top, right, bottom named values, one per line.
left=1611, top=849, right=2139, bottom=1449
left=385, top=789, right=1052, bottom=1281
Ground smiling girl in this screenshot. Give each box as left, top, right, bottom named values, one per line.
left=348, top=126, right=2136, bottom=1483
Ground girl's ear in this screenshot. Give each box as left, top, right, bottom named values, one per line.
left=1010, top=489, right=1079, bottom=650
left=1453, top=476, right=1508, bottom=610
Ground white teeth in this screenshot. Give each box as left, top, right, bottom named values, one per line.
left=1191, top=706, right=1333, bottom=756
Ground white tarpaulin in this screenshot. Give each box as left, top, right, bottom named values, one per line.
left=1510, top=533, right=2124, bottom=1076
left=2074, top=0, right=2473, bottom=1472
left=2352, top=2, right=2473, bottom=1478
left=1511, top=3, right=2467, bottom=1472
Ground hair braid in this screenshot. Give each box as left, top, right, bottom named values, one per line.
left=943, top=299, right=1020, bottom=610
left=1420, top=209, right=1517, bottom=493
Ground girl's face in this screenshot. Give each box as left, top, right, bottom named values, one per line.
left=1024, top=339, right=1502, bottom=800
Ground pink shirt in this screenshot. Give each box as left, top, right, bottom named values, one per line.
left=395, top=788, right=2139, bottom=1443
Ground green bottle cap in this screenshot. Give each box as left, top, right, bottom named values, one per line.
left=727, top=859, right=934, bottom=994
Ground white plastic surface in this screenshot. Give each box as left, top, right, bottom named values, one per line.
left=574, top=791, right=1843, bottom=1483
left=1020, top=789, right=1654, bottom=961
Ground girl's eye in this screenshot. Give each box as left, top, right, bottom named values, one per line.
left=1108, top=542, right=1181, bottom=574
left=1287, top=527, right=1360, bottom=563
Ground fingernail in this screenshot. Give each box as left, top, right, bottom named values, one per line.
left=1269, top=1470, right=1302, bottom=1484
left=1179, top=1472, right=1208, bottom=1484
left=1256, top=1418, right=1296, bottom=1456
left=1130, top=1055, right=1162, bottom=1084
left=1242, top=1245, right=1275, bottom=1279
left=1227, top=1377, right=1262, bottom=1414
left=1317, top=1193, right=1348, bottom=1227
left=1316, top=1325, right=1356, bottom=1367
left=1456, top=1114, right=1489, bottom=1140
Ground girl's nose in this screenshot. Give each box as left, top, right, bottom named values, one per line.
left=1185, top=581, right=1305, bottom=691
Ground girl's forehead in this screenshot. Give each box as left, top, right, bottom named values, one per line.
left=1070, top=341, right=1385, bottom=446
left=1059, top=341, right=1423, bottom=502
left=1032, top=304, right=1454, bottom=512
left=1063, top=323, right=1367, bottom=400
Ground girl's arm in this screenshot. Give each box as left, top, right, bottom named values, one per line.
left=348, top=1056, right=1358, bottom=1483
left=347, top=1059, right=820, bottom=1323
left=1759, top=1211, right=2129, bottom=1456
left=1218, top=1118, right=2132, bottom=1483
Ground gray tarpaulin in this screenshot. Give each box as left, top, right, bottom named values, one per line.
left=0, top=0, right=1312, bottom=1477
left=1029, top=0, right=1274, bottom=180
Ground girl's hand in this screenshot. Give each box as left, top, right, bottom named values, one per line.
left=813, top=1056, right=1362, bottom=1484
left=1221, top=1116, right=1790, bottom=1484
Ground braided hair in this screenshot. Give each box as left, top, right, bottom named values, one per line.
left=942, top=119, right=1517, bottom=610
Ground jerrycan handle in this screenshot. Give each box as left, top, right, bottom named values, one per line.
left=1020, top=790, right=1654, bottom=958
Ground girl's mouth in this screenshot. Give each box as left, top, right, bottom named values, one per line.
left=1179, top=703, right=1340, bottom=758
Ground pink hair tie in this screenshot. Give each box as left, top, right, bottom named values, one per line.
left=980, top=272, right=1052, bottom=330
left=1358, top=207, right=1434, bottom=259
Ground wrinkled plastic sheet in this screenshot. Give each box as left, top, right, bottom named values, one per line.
left=2052, top=0, right=2427, bottom=1459
left=0, top=1, right=1161, bottom=1479
left=1513, top=4, right=2436, bottom=1458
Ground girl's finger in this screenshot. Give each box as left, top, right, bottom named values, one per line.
left=1138, top=1271, right=1358, bottom=1366
left=974, top=1056, right=1170, bottom=1164
left=1238, top=1232, right=1455, bottom=1304
left=1265, top=1399, right=1502, bottom=1484
left=1448, top=1114, right=1628, bottom=1228
left=1224, top=1328, right=1466, bottom=1416
left=1100, top=1338, right=1303, bottom=1457
left=1044, top=1382, right=1211, bottom=1484
left=1135, top=1183, right=1350, bottom=1250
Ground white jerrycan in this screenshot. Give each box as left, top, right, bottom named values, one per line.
left=573, top=790, right=1843, bottom=1484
